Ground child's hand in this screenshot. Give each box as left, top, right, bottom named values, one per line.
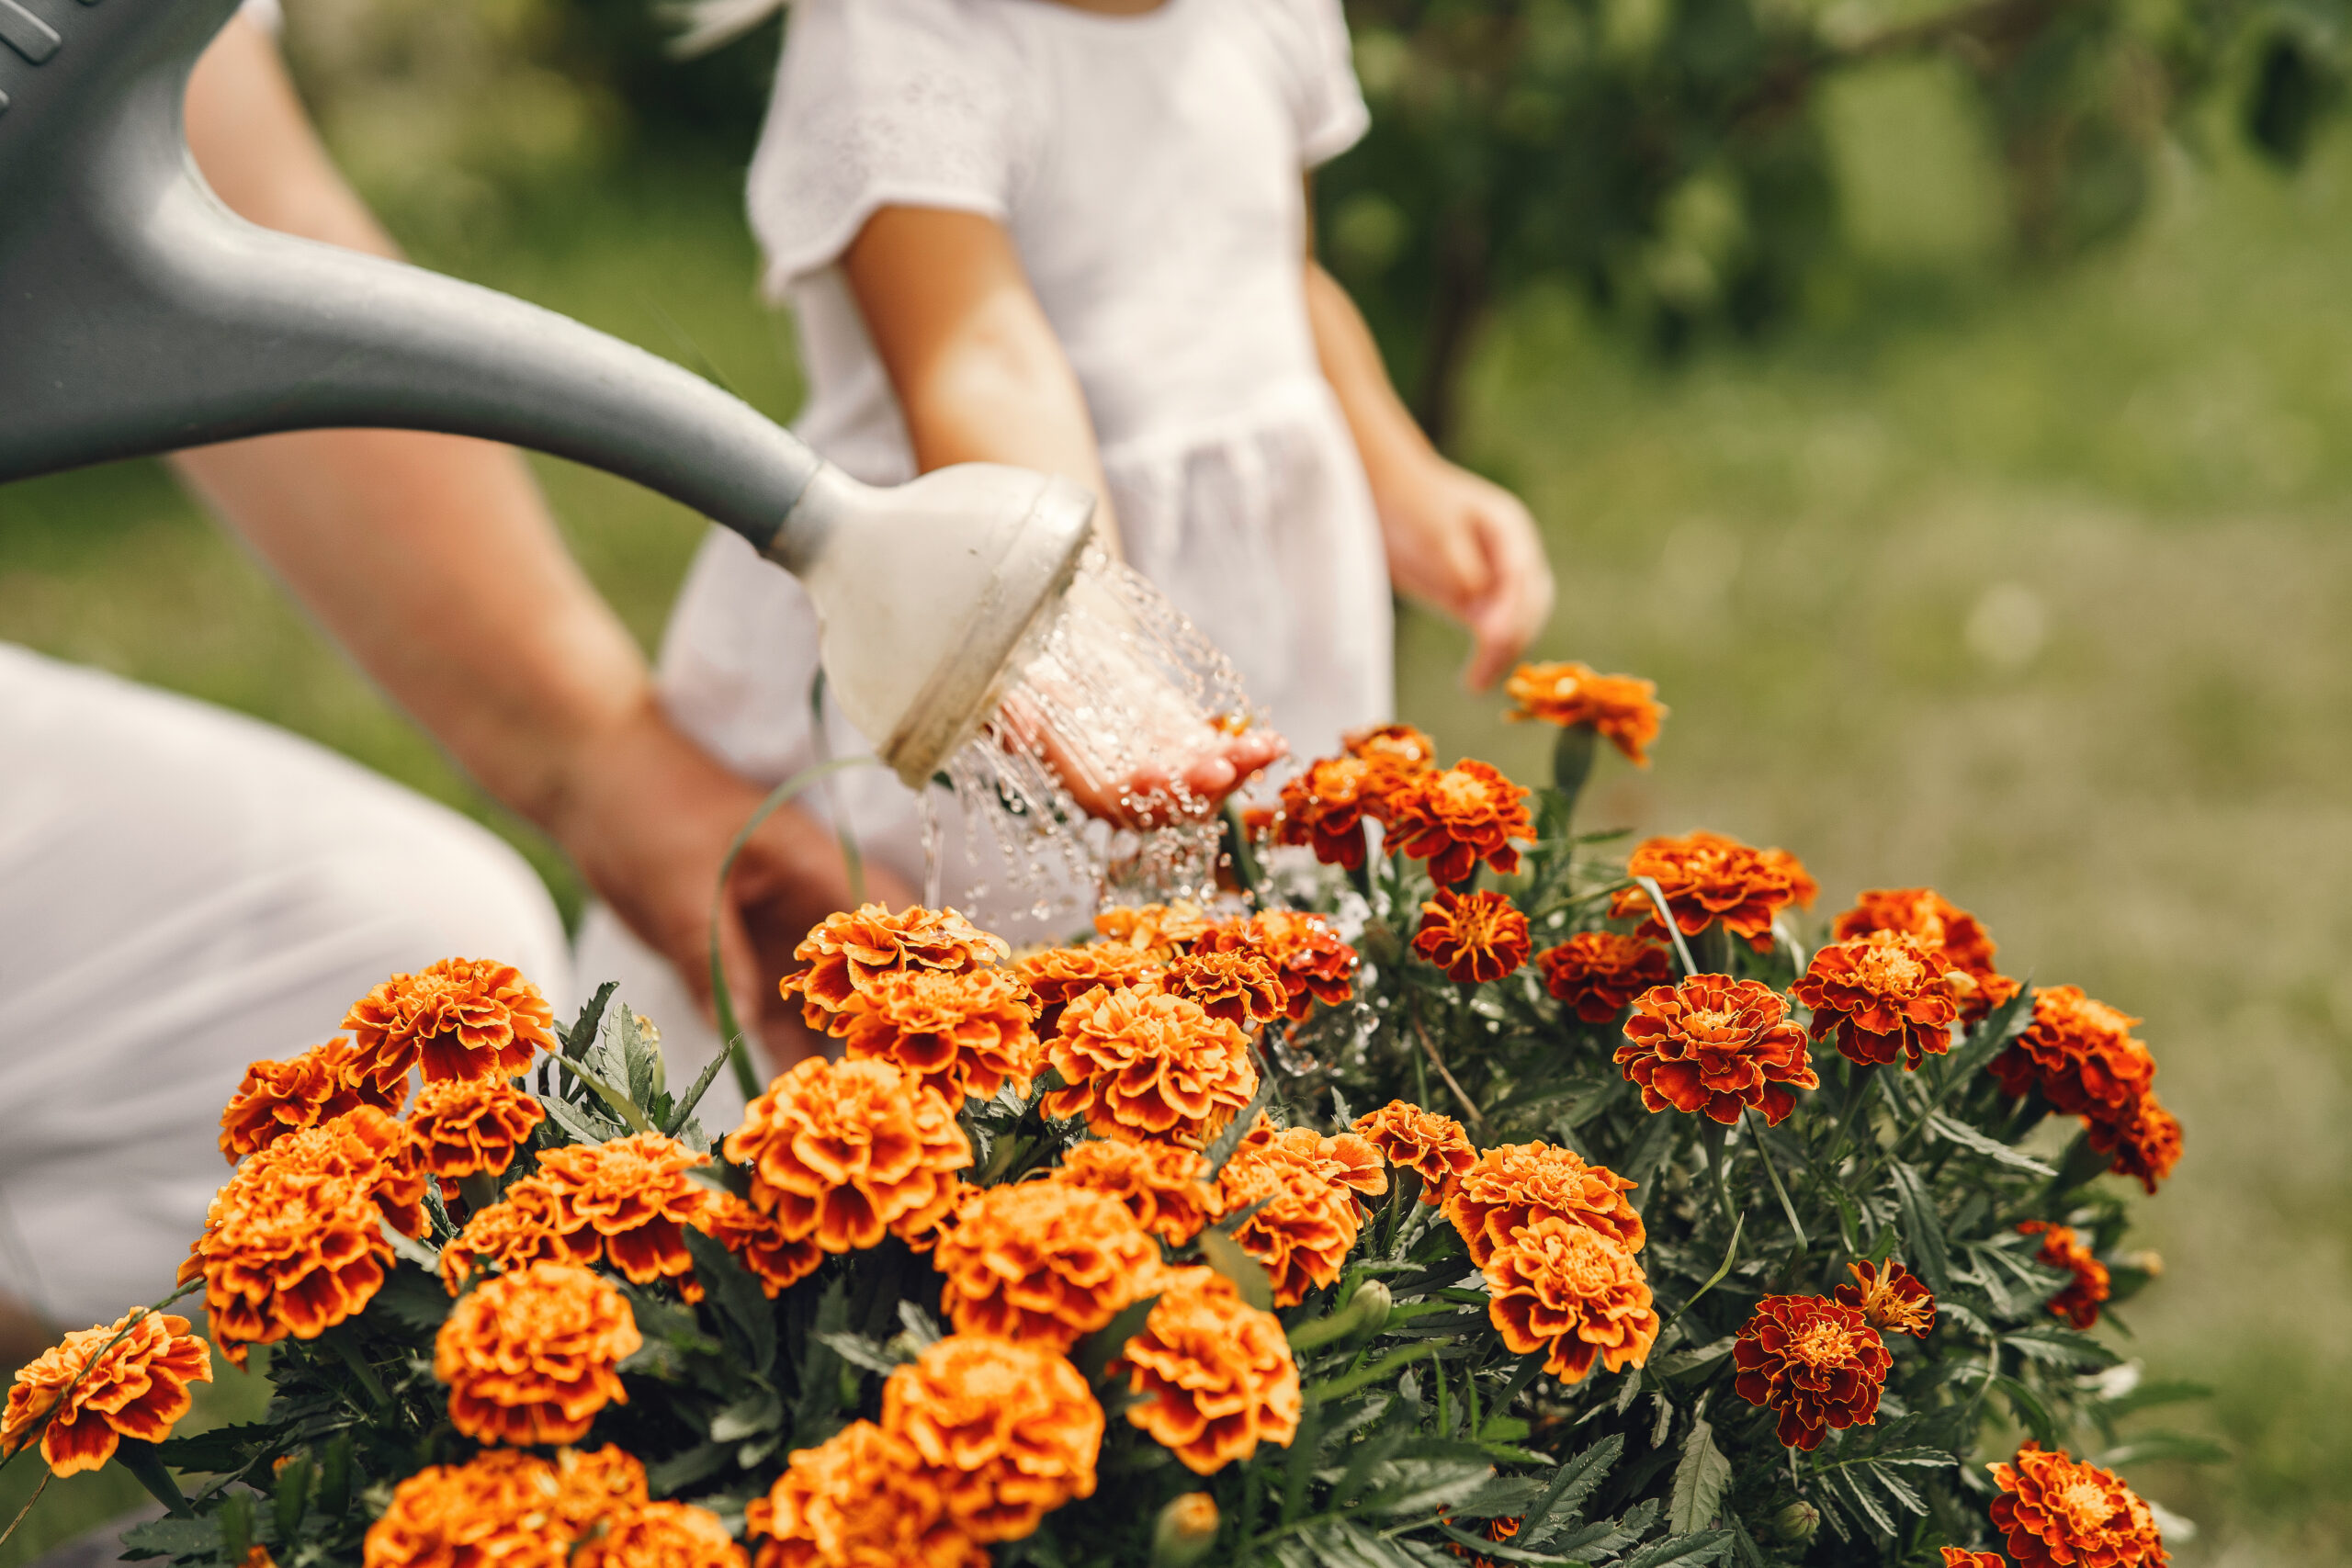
left=1376, top=455, right=1555, bottom=690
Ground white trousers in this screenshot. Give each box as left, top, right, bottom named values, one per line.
left=0, top=646, right=571, bottom=1329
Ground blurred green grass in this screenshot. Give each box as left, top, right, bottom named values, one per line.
left=5, top=68, right=2349, bottom=1568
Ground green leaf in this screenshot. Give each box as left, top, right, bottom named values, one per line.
left=682, top=1227, right=775, bottom=1376
left=1941, top=982, right=2034, bottom=1091
left=1197, top=1224, right=1277, bottom=1312
left=1823, top=1466, right=1895, bottom=1535
left=1995, top=1375, right=2060, bottom=1448
left=645, top=1441, right=732, bottom=1496
left=2102, top=1378, right=2214, bottom=1418
left=120, top=1517, right=223, bottom=1560
left=1363, top=1457, right=1496, bottom=1516
left=708, top=1388, right=785, bottom=1443
left=539, top=1088, right=626, bottom=1148
left=1073, top=1291, right=1162, bottom=1384
left=2097, top=1431, right=2230, bottom=1467
left=1430, top=1522, right=1590, bottom=1565
left=1652, top=1337, right=1736, bottom=1378
left=369, top=1263, right=455, bottom=1332
left=666, top=1045, right=734, bottom=1135
left=2006, top=1325, right=2121, bottom=1369
left=1885, top=1162, right=1950, bottom=1296
left=1926, top=1111, right=2057, bottom=1175
left=1529, top=1433, right=1623, bottom=1529
left=1668, top=1418, right=1732, bottom=1534
left=154, top=1421, right=272, bottom=1475
left=561, top=982, right=619, bottom=1062
left=813, top=1330, right=907, bottom=1377
left=1201, top=1072, right=1280, bottom=1182
left=1616, top=1531, right=1733, bottom=1568
left=895, top=1301, right=944, bottom=1348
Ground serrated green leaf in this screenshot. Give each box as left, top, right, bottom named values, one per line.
left=1668, top=1418, right=1732, bottom=1534
left=1926, top=1111, right=2057, bottom=1175
left=1430, top=1522, right=1590, bottom=1565
left=1885, top=1162, right=1950, bottom=1296
left=2007, top=1325, right=2122, bottom=1369
left=1826, top=1466, right=1895, bottom=1535
left=1941, top=982, right=2033, bottom=1090
left=1653, top=1336, right=1737, bottom=1378
left=1617, top=1529, right=1733, bottom=1568
left=813, top=1330, right=907, bottom=1376
left=561, top=982, right=619, bottom=1062
left=708, top=1388, right=785, bottom=1442
left=539, top=1088, right=625, bottom=1148
left=1201, top=1072, right=1281, bottom=1182
left=666, top=1046, right=733, bottom=1135
left=119, top=1517, right=221, bottom=1560
left=645, top=1441, right=731, bottom=1496
left=683, top=1227, right=775, bottom=1376
left=1197, top=1224, right=1276, bottom=1312
left=1529, top=1432, right=1623, bottom=1529
left=368, top=1263, right=454, bottom=1332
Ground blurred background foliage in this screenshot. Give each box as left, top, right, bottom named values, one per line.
left=5, top=0, right=2352, bottom=1562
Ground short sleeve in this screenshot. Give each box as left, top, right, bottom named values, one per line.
left=1261, top=0, right=1370, bottom=167
left=745, top=0, right=1032, bottom=295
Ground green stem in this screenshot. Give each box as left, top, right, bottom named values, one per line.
left=1700, top=1120, right=1736, bottom=1227
left=1746, top=1106, right=1809, bottom=1258
left=323, top=1329, right=390, bottom=1410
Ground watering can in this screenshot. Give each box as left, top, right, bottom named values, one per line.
left=0, top=0, right=1094, bottom=787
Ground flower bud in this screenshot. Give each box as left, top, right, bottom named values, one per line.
left=1152, top=1493, right=1220, bottom=1568
left=1770, top=1502, right=1820, bottom=1545
left=1285, top=1277, right=1392, bottom=1353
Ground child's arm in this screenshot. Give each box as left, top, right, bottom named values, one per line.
left=1305, top=249, right=1555, bottom=691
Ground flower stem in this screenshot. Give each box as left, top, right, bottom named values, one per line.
left=1745, top=1106, right=1809, bottom=1257
left=1408, top=1003, right=1485, bottom=1134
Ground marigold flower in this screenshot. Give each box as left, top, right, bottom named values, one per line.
left=1447, top=1517, right=1525, bottom=1568
left=1159, top=949, right=1288, bottom=1030
left=2087, top=1093, right=2183, bottom=1195
left=1013, top=943, right=1159, bottom=1036
left=1989, top=1445, right=2168, bottom=1568
left=1732, top=1294, right=1892, bottom=1450
left=1046, top=1140, right=1216, bottom=1245
left=440, top=1179, right=598, bottom=1292
left=1503, top=662, right=1666, bottom=765
left=220, top=1039, right=406, bottom=1162
left=881, top=1336, right=1102, bottom=1540
left=2, top=1311, right=212, bottom=1476
left=1092, top=901, right=1214, bottom=960
left=1042, top=986, right=1257, bottom=1148
left=1443, top=1143, right=1645, bottom=1267
left=362, top=1449, right=572, bottom=1568
left=1831, top=887, right=2018, bottom=1021
left=345, top=958, right=554, bottom=1092
left=1119, top=1265, right=1299, bottom=1474
left=1834, top=1259, right=1937, bottom=1338
left=694, top=1191, right=825, bottom=1298
left=535, top=1133, right=713, bottom=1297
left=1616, top=975, right=1818, bottom=1125
left=2018, top=1222, right=2110, bottom=1329
left=1412, top=889, right=1532, bottom=984
left=726, top=1057, right=972, bottom=1251
left=1794, top=932, right=1962, bottom=1070
left=1383, top=760, right=1532, bottom=886
left=931, top=1183, right=1160, bottom=1349
left=1201, top=910, right=1357, bottom=1020
left=1214, top=1130, right=1381, bottom=1307
left=435, top=1261, right=639, bottom=1446
left=1941, top=1551, right=2006, bottom=1567
left=1611, top=830, right=1817, bottom=953
left=1272, top=756, right=1390, bottom=869
left=836, top=966, right=1038, bottom=1105
left=1991, top=987, right=2155, bottom=1120
left=1481, top=1217, right=1658, bottom=1383
left=1233, top=1121, right=1388, bottom=1198
left=746, top=1422, right=986, bottom=1568
left=1351, top=1100, right=1475, bottom=1201
left=574, top=1504, right=745, bottom=1568
left=779, top=904, right=1008, bottom=1033
left=1343, top=721, right=1439, bottom=772
left=1535, top=932, right=1672, bottom=1024
left=407, top=1076, right=545, bottom=1191
left=551, top=1445, right=649, bottom=1531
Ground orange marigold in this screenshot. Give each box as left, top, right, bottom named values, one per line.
left=1201, top=909, right=1357, bottom=1020
left=345, top=958, right=554, bottom=1092
left=881, top=1336, right=1102, bottom=1541
left=440, top=1179, right=598, bottom=1292
left=1503, top=661, right=1666, bottom=765
left=1042, top=986, right=1257, bottom=1148
left=2, top=1311, right=212, bottom=1476
left=1990, top=1445, right=2168, bottom=1568
left=2018, top=1222, right=2110, bottom=1329
left=930, top=1183, right=1160, bottom=1350
left=2087, top=1093, right=2183, bottom=1195
left=1617, top=975, right=1819, bottom=1125
left=220, top=1039, right=405, bottom=1163
left=1942, top=1551, right=2007, bottom=1567
left=1213, top=1130, right=1378, bottom=1308
left=1412, top=889, right=1532, bottom=984
left=1383, top=760, right=1532, bottom=886
left=746, top=1422, right=986, bottom=1568
left=1092, top=901, right=1215, bottom=961
left=1272, top=756, right=1391, bottom=870
left=574, top=1504, right=745, bottom=1568
left=1833, top=1259, right=1937, bottom=1339
left=1990, top=987, right=2155, bottom=1120
left=1343, top=721, right=1439, bottom=771
left=1793, top=931, right=1962, bottom=1070
left=1351, top=1100, right=1475, bottom=1202
left=1481, top=1217, right=1658, bottom=1382
left=435, top=1261, right=639, bottom=1446
left=551, top=1445, right=650, bottom=1531
left=1611, top=830, right=1818, bottom=953
left=1832, top=887, right=2018, bottom=1022
left=838, top=966, right=1038, bottom=1104
left=1013, top=943, right=1159, bottom=1036
left=1535, top=932, right=1672, bottom=1024
left=1443, top=1143, right=1645, bottom=1267
left=695, top=1191, right=825, bottom=1298
left=536, top=1133, right=713, bottom=1297
left=362, top=1449, right=572, bottom=1568
left=1046, top=1139, right=1216, bottom=1245
left=1119, top=1265, right=1299, bottom=1474
left=725, top=1057, right=972, bottom=1251
left=779, top=903, right=1008, bottom=1033
left=407, top=1076, right=545, bottom=1190
left=1732, top=1294, right=1892, bottom=1450
left=1160, top=949, right=1288, bottom=1030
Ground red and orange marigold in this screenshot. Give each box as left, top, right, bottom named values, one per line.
left=1201, top=910, right=1357, bottom=1020
left=1119, top=1265, right=1300, bottom=1474
left=1834, top=1259, right=1937, bottom=1338
left=1832, top=887, right=2018, bottom=1022
left=1503, top=661, right=1666, bottom=765
left=1214, top=1128, right=1385, bottom=1307
left=573, top=1503, right=746, bottom=1568
left=1611, top=831, right=1817, bottom=953
left=694, top=1192, right=825, bottom=1299
left=435, top=1261, right=639, bottom=1446
left=345, top=958, right=554, bottom=1092
left=3, top=1311, right=212, bottom=1476
left=1794, top=931, right=1962, bottom=1070
left=1042, top=985, right=1257, bottom=1148
left=406, top=1075, right=545, bottom=1190
left=1990, top=987, right=2155, bottom=1121
left=1535, top=932, right=1673, bottom=1024
left=2088, top=1093, right=2183, bottom=1195
left=1941, top=1552, right=2007, bottom=1568
left=1092, top=902, right=1214, bottom=961
left=880, top=1336, right=1102, bottom=1541
left=1481, top=1217, right=1658, bottom=1382
left=1617, top=975, right=1818, bottom=1125
left=551, top=1445, right=650, bottom=1532
left=1013, top=943, right=1159, bottom=1036
left=1732, top=1294, right=1892, bottom=1450
left=1383, top=761, right=1532, bottom=886
left=1343, top=721, right=1439, bottom=773
left=931, top=1182, right=1161, bottom=1350
left=2018, top=1222, right=2110, bottom=1329
left=440, top=1178, right=597, bottom=1292
left=361, top=1449, right=574, bottom=1568
left=1412, top=889, right=1532, bottom=984
left=1272, top=755, right=1392, bottom=870
left=838, top=965, right=1038, bottom=1105
left=779, top=904, right=1008, bottom=1034
left=1159, top=948, right=1288, bottom=1030
left=1443, top=1143, right=1645, bottom=1267
left=1351, top=1100, right=1475, bottom=1201
left=1989, top=1445, right=2168, bottom=1568
left=726, top=1056, right=972, bottom=1252
left=746, top=1421, right=986, bottom=1568
left=1046, top=1139, right=1216, bottom=1245
left=219, top=1039, right=404, bottom=1162
left=535, top=1133, right=713, bottom=1297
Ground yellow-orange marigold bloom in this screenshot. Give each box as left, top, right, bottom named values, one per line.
left=838, top=966, right=1038, bottom=1104
left=1412, top=889, right=1532, bottom=984
left=1535, top=932, right=1672, bottom=1024
left=1732, top=1294, right=1891, bottom=1450
left=407, top=1076, right=545, bottom=1190
left=1013, top=943, right=1160, bottom=1036
left=1991, top=987, right=2155, bottom=1120
left=1618, top=975, right=1819, bottom=1125
left=1344, top=721, right=1438, bottom=770
left=2018, top=1223, right=2110, bottom=1330
left=220, top=1039, right=405, bottom=1162
left=345, top=958, right=554, bottom=1092
left=1942, top=1550, right=2006, bottom=1567
left=1989, top=1445, right=2168, bottom=1568
left=726, top=1056, right=972, bottom=1251
left=1202, top=909, right=1358, bottom=1020
left=930, top=1183, right=1160, bottom=1350
left=1092, top=902, right=1215, bottom=960
left=1481, top=1217, right=1658, bottom=1383
left=2, top=1311, right=212, bottom=1476
left=747, top=1422, right=986, bottom=1568
left=435, top=1261, right=639, bottom=1446
left=1443, top=1143, right=1645, bottom=1267
left=1272, top=756, right=1390, bottom=870
left=1160, top=949, right=1288, bottom=1030
left=779, top=904, right=1008, bottom=1033
left=695, top=1192, right=825, bottom=1298
left=1383, top=761, right=1532, bottom=886
left=551, top=1445, right=649, bottom=1532
left=881, top=1336, right=1102, bottom=1541
left=1503, top=662, right=1666, bottom=765
left=573, top=1504, right=744, bottom=1568
left=440, top=1179, right=597, bottom=1292
left=1043, top=986, right=1257, bottom=1148
left=1794, top=931, right=1962, bottom=1070
left=1611, top=830, right=1817, bottom=953
left=1046, top=1139, right=1216, bottom=1245
left=1831, top=887, right=2018, bottom=1021
left=1834, top=1259, right=1937, bottom=1338
left=1213, top=1131, right=1376, bottom=1308
left=1351, top=1100, right=1475, bottom=1202
left=362, top=1449, right=572, bottom=1568
left=1119, top=1266, right=1299, bottom=1474
left=536, top=1133, right=713, bottom=1298
left=2088, top=1093, right=2183, bottom=1195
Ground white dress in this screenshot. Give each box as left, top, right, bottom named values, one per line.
left=575, top=0, right=1394, bottom=1100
